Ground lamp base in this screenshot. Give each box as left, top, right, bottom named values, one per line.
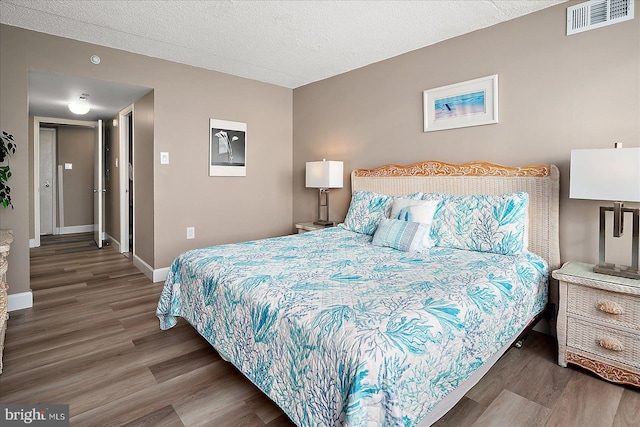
left=313, top=220, right=335, bottom=226
left=594, top=263, right=640, bottom=280
left=597, top=205, right=639, bottom=280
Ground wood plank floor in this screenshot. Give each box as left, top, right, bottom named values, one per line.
left=1, top=233, right=638, bottom=426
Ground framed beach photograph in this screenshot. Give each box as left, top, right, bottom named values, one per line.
left=423, top=74, right=498, bottom=132
left=209, top=118, right=247, bottom=177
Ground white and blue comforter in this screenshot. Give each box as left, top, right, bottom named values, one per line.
left=156, top=227, right=547, bottom=426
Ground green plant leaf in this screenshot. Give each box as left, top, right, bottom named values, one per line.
left=0, top=130, right=16, bottom=209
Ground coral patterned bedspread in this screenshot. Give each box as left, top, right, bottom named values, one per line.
left=156, top=227, right=547, bottom=426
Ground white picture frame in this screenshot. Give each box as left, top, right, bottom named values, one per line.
left=209, top=118, right=247, bottom=177
left=423, top=74, right=498, bottom=132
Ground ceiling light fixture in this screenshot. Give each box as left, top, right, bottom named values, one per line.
left=68, top=94, right=91, bottom=115
left=90, top=55, right=101, bottom=65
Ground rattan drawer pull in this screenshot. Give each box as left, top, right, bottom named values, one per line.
left=595, top=300, right=624, bottom=315
left=597, top=337, right=624, bottom=352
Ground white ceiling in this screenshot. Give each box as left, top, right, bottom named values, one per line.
left=0, top=0, right=561, bottom=88
left=2, top=0, right=565, bottom=89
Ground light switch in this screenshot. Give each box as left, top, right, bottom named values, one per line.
left=65, top=163, right=73, bottom=170
left=160, top=152, right=169, bottom=165
left=186, top=227, right=195, bottom=239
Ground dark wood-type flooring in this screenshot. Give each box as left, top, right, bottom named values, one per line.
left=0, top=233, right=638, bottom=426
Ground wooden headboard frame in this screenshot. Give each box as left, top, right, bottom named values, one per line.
left=351, top=160, right=560, bottom=271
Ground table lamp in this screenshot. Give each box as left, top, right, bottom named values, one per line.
left=570, top=144, right=640, bottom=279
left=306, top=160, right=343, bottom=226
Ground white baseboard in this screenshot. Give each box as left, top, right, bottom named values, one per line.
left=56, top=225, right=94, bottom=235
left=8, top=291, right=33, bottom=312
left=153, top=267, right=169, bottom=283
left=105, top=233, right=121, bottom=253
left=133, top=254, right=153, bottom=281
left=29, top=238, right=38, bottom=248
left=132, top=255, right=169, bottom=283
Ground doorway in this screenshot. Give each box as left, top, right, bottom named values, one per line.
left=38, top=128, right=56, bottom=235
left=32, top=117, right=100, bottom=248
left=29, top=117, right=97, bottom=247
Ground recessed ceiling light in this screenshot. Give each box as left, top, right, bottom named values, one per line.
left=90, top=55, right=101, bottom=65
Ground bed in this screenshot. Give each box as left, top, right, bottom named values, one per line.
left=156, top=160, right=560, bottom=426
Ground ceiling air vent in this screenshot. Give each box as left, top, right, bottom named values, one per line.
left=567, top=0, right=634, bottom=35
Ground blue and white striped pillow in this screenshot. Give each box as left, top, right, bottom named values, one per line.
left=372, top=219, right=433, bottom=252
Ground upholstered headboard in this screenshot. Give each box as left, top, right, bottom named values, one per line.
left=351, top=161, right=560, bottom=271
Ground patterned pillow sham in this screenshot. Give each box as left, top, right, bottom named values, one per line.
left=423, top=192, right=529, bottom=255
left=342, top=191, right=394, bottom=235
left=342, top=191, right=423, bottom=235
left=371, top=218, right=433, bottom=252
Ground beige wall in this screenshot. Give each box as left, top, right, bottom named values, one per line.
left=57, top=126, right=95, bottom=227
left=0, top=24, right=293, bottom=296
left=0, top=25, right=31, bottom=295
left=134, top=91, right=154, bottom=266
left=293, top=3, right=639, bottom=270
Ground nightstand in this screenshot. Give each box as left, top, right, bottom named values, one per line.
left=553, top=261, right=640, bottom=387
left=295, top=222, right=335, bottom=234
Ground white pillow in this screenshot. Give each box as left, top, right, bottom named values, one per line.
left=390, top=199, right=440, bottom=224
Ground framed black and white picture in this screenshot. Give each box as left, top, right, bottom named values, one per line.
left=209, top=118, right=247, bottom=177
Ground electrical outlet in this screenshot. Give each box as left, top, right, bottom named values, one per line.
left=160, top=152, right=170, bottom=165
left=186, top=227, right=195, bottom=240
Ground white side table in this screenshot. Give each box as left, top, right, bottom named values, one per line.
left=295, top=222, right=335, bottom=234
left=553, top=261, right=640, bottom=387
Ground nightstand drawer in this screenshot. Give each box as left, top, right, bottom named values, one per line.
left=567, top=317, right=640, bottom=369
left=567, top=284, right=640, bottom=331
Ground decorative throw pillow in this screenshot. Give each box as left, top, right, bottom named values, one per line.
left=423, top=192, right=529, bottom=255
left=387, top=192, right=426, bottom=217
left=342, top=191, right=394, bottom=235
left=372, top=218, right=433, bottom=252
left=391, top=199, right=440, bottom=224
left=342, top=191, right=424, bottom=235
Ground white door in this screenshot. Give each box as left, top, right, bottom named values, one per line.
left=93, top=120, right=104, bottom=248
left=119, top=110, right=132, bottom=253
left=39, top=128, right=56, bottom=235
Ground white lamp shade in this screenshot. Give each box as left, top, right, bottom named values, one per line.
left=570, top=147, right=640, bottom=202
left=306, top=160, right=343, bottom=189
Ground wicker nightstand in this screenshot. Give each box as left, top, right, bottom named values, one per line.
left=0, top=229, right=13, bottom=374
left=294, top=222, right=335, bottom=234
left=553, top=261, right=640, bottom=387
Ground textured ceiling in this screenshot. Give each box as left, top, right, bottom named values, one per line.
left=1, top=0, right=565, bottom=89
